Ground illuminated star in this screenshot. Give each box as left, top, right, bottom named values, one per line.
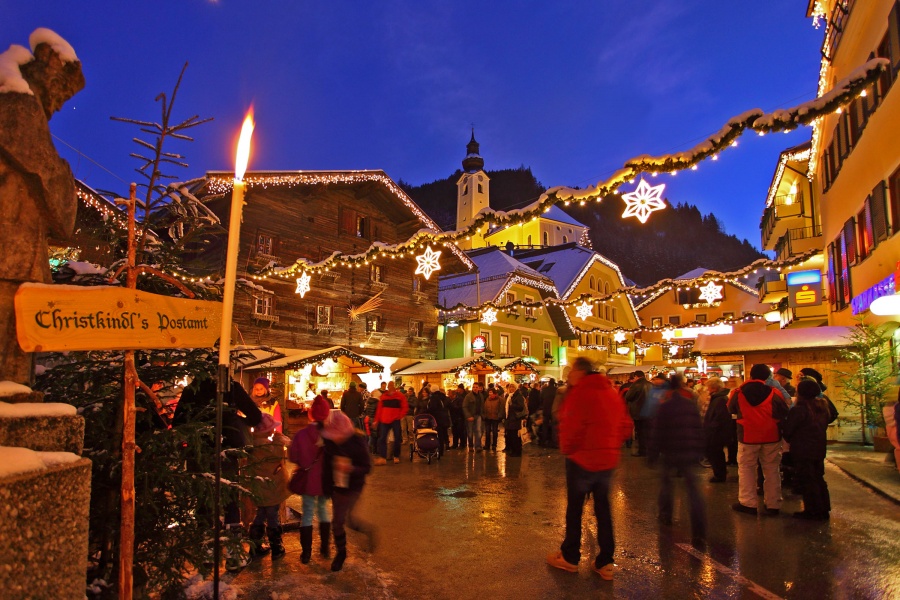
left=415, top=246, right=442, bottom=280
left=621, top=179, right=666, bottom=223
left=698, top=281, right=723, bottom=304
left=295, top=272, right=311, bottom=298
left=481, top=307, right=498, bottom=326
left=575, top=301, right=593, bottom=321
left=669, top=344, right=680, bottom=356
left=613, top=331, right=626, bottom=343
left=662, top=329, right=675, bottom=341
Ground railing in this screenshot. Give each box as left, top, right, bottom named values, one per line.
left=774, top=225, right=823, bottom=261
left=822, top=0, right=856, bottom=61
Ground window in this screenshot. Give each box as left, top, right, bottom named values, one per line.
left=696, top=313, right=708, bottom=323
left=520, top=336, right=531, bottom=356
left=500, top=334, right=510, bottom=356
left=857, top=204, right=873, bottom=261
left=890, top=166, right=900, bottom=235
left=370, top=264, right=385, bottom=283
left=604, top=305, right=610, bottom=320
left=478, top=184, right=483, bottom=193
left=651, top=317, right=662, bottom=328
left=611, top=307, right=617, bottom=323
left=589, top=276, right=595, bottom=290
left=316, top=305, right=334, bottom=325
left=339, top=207, right=369, bottom=238
left=256, top=232, right=276, bottom=256
left=366, top=315, right=382, bottom=333
left=723, top=311, right=735, bottom=320
left=506, top=292, right=516, bottom=305
left=543, top=232, right=549, bottom=246
left=827, top=235, right=852, bottom=312
left=527, top=235, right=532, bottom=245
left=410, top=320, right=424, bottom=338
left=412, top=277, right=424, bottom=293
left=604, top=282, right=610, bottom=294
left=543, top=339, right=552, bottom=358
left=524, top=295, right=535, bottom=318
left=562, top=236, right=568, bottom=243
left=871, top=180, right=889, bottom=243
left=843, top=217, right=857, bottom=266
left=668, top=315, right=681, bottom=325
left=254, top=295, right=274, bottom=316
left=480, top=331, right=491, bottom=353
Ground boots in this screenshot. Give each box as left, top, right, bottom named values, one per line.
left=224, top=525, right=251, bottom=572
left=268, top=526, right=286, bottom=560
left=248, top=523, right=270, bottom=558
left=331, top=533, right=347, bottom=572
left=299, top=525, right=313, bottom=564
left=319, top=522, right=331, bottom=558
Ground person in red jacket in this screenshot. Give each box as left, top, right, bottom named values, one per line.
left=546, top=357, right=633, bottom=581
left=374, top=381, right=409, bottom=465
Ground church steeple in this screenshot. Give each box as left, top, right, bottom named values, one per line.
left=456, top=130, right=490, bottom=249
left=462, top=129, right=484, bottom=173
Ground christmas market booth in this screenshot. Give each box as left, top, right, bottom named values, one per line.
left=693, top=326, right=858, bottom=441
left=491, top=356, right=539, bottom=385
left=392, top=356, right=501, bottom=392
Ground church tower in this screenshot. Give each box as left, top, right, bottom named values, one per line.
left=455, top=130, right=490, bottom=249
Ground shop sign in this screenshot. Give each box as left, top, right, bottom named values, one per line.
left=851, top=273, right=896, bottom=315
left=471, top=335, right=487, bottom=353
left=15, top=283, right=222, bottom=351
left=786, top=270, right=822, bottom=308
left=672, top=324, right=733, bottom=339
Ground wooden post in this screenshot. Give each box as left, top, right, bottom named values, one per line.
left=118, top=183, right=138, bottom=600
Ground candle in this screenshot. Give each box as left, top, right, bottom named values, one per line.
left=218, top=112, right=255, bottom=367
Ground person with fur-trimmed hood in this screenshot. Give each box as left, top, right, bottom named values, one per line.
left=728, top=364, right=790, bottom=516
left=322, top=410, right=375, bottom=571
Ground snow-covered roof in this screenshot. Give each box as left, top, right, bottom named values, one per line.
left=438, top=247, right=556, bottom=308
left=693, top=326, right=854, bottom=355
left=516, top=244, right=626, bottom=299
left=539, top=205, right=586, bottom=228
left=675, top=268, right=711, bottom=280
left=393, top=356, right=500, bottom=375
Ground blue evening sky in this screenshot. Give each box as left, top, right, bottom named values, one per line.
left=6, top=1, right=826, bottom=251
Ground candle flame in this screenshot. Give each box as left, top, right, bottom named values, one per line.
left=234, top=111, right=255, bottom=182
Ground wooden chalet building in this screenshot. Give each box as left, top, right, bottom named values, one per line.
left=194, top=170, right=474, bottom=400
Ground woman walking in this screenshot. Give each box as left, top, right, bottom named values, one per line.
left=289, top=395, right=332, bottom=564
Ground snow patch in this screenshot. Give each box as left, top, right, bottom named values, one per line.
left=0, top=44, right=35, bottom=95
left=183, top=574, right=241, bottom=600
left=0, top=381, right=32, bottom=397
left=0, top=401, right=77, bottom=417
left=28, top=28, right=78, bottom=63
left=65, top=260, right=107, bottom=275
left=0, top=446, right=80, bottom=478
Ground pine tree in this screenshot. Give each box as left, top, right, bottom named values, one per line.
left=35, top=65, right=247, bottom=599
left=832, top=318, right=898, bottom=445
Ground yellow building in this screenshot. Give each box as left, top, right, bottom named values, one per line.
left=806, top=1, right=900, bottom=326
left=636, top=268, right=769, bottom=368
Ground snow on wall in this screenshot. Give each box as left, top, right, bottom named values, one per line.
left=0, top=446, right=80, bottom=478
left=0, top=28, right=78, bottom=95
left=0, top=401, right=77, bottom=417
left=0, top=381, right=32, bottom=397
left=28, top=28, right=78, bottom=63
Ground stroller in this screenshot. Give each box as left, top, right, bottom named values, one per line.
left=409, top=413, right=441, bottom=464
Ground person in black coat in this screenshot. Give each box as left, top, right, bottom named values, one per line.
left=648, top=375, right=707, bottom=542
left=783, top=379, right=831, bottom=521
left=448, top=385, right=467, bottom=450
left=427, top=389, right=451, bottom=456
left=539, top=379, right=558, bottom=447
left=704, top=379, right=733, bottom=483
left=321, top=410, right=374, bottom=571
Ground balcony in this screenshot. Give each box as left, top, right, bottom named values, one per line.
left=773, top=225, right=823, bottom=262
left=760, top=193, right=806, bottom=250
left=779, top=302, right=829, bottom=329
left=758, top=278, right=787, bottom=304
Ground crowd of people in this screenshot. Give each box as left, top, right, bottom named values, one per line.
left=189, top=359, right=839, bottom=581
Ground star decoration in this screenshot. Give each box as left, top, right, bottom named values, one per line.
left=575, top=301, right=593, bottom=321
left=613, top=331, right=626, bottom=343
left=295, top=272, right=311, bottom=298
left=662, top=329, right=675, bottom=341
left=621, top=179, right=667, bottom=223
left=669, top=344, right=680, bottom=356
left=481, top=307, right=498, bottom=326
left=698, top=281, right=723, bottom=304
left=415, top=246, right=442, bottom=280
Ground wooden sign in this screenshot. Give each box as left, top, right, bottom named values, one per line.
left=14, top=283, right=223, bottom=351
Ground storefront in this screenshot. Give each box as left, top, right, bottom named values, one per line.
left=491, top=357, right=539, bottom=386
left=392, top=356, right=501, bottom=392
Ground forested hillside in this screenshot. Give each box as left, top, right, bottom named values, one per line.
left=400, top=167, right=765, bottom=286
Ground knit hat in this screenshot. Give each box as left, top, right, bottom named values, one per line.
left=253, top=377, right=270, bottom=393
left=321, top=410, right=355, bottom=442
left=310, top=395, right=330, bottom=422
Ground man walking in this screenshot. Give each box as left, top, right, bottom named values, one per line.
left=547, top=357, right=633, bottom=580
left=624, top=370, right=650, bottom=456
left=463, top=382, right=485, bottom=452
left=729, top=364, right=790, bottom=515
left=339, top=382, right=365, bottom=431
left=374, top=381, right=408, bottom=465
left=539, top=378, right=558, bottom=447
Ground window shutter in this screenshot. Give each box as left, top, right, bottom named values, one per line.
left=827, top=242, right=837, bottom=310
left=890, top=166, right=900, bottom=235
left=871, top=180, right=889, bottom=242
left=340, top=207, right=356, bottom=235
left=843, top=217, right=857, bottom=265
left=889, top=1, right=900, bottom=73
left=839, top=231, right=852, bottom=306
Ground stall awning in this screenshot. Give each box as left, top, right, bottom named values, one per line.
left=393, top=356, right=500, bottom=376
left=492, top=357, right=538, bottom=373
left=606, top=366, right=639, bottom=376
left=693, top=326, right=853, bottom=355
left=250, top=346, right=384, bottom=373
